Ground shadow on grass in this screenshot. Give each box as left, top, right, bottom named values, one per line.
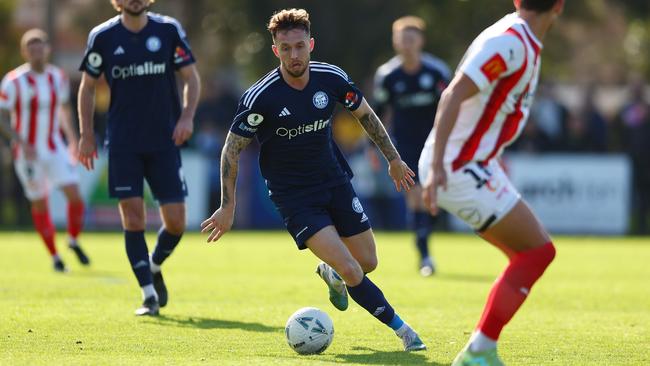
left=333, top=346, right=447, bottom=365
left=152, top=314, right=282, bottom=333
left=435, top=272, right=494, bottom=283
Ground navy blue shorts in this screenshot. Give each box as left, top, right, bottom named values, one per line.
left=108, top=148, right=187, bottom=204
left=271, top=182, right=371, bottom=250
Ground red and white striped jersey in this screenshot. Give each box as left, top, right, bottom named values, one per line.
left=0, top=64, right=70, bottom=158
left=427, top=13, right=542, bottom=171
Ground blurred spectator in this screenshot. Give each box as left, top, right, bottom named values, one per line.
left=529, top=82, right=568, bottom=150
left=572, top=84, right=608, bottom=152
left=510, top=114, right=554, bottom=153
left=616, top=82, right=650, bottom=234
left=193, top=72, right=240, bottom=213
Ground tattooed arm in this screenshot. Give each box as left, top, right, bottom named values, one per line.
left=351, top=98, right=415, bottom=192
left=201, top=131, right=252, bottom=242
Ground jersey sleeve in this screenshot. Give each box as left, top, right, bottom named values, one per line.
left=0, top=76, right=16, bottom=110
left=79, top=31, right=105, bottom=79
left=169, top=20, right=196, bottom=70
left=332, top=69, right=364, bottom=112
left=229, top=93, right=264, bottom=138
left=458, top=34, right=525, bottom=91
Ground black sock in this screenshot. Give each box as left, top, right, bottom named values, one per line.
left=414, top=212, right=432, bottom=259
left=151, top=228, right=182, bottom=266
left=124, top=230, right=152, bottom=287
left=346, top=276, right=396, bottom=326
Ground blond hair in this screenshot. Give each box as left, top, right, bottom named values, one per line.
left=392, top=16, right=426, bottom=33
left=21, top=28, right=48, bottom=49
left=110, top=0, right=156, bottom=12
left=267, top=8, right=311, bottom=39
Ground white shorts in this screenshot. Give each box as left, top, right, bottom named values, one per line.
left=418, top=156, right=520, bottom=232
left=14, top=147, right=79, bottom=201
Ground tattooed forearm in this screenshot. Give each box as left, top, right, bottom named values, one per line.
left=358, top=112, right=399, bottom=162
left=220, top=132, right=252, bottom=207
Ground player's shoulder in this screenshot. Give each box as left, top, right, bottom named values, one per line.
left=240, top=68, right=281, bottom=109
left=87, top=15, right=121, bottom=46
left=421, top=53, right=451, bottom=79
left=375, top=56, right=402, bottom=80
left=309, top=61, right=350, bottom=82
left=476, top=13, right=528, bottom=51
left=2, top=64, right=30, bottom=84
left=148, top=12, right=187, bottom=38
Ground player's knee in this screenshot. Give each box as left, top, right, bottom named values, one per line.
left=361, top=256, right=378, bottom=274
left=164, top=219, right=186, bottom=236
left=121, top=209, right=145, bottom=231
left=336, top=260, right=364, bottom=285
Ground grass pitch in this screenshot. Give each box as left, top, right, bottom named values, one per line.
left=0, top=231, right=648, bottom=365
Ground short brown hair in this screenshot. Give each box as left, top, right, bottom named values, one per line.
left=519, top=0, right=561, bottom=12
left=110, top=0, right=156, bottom=12
left=392, top=16, right=426, bottom=34
left=267, top=8, right=311, bottom=39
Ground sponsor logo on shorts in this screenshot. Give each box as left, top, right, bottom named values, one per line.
left=457, top=207, right=482, bottom=226
left=115, top=186, right=132, bottom=192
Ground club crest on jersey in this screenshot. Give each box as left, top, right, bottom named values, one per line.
left=419, top=73, right=434, bottom=89
left=146, top=36, right=161, bottom=52
left=312, top=91, right=329, bottom=109
left=352, top=197, right=364, bottom=214
left=247, top=113, right=264, bottom=126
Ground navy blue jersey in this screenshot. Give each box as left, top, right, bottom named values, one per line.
left=79, top=13, right=195, bottom=152
left=374, top=53, right=450, bottom=149
left=230, top=61, right=363, bottom=198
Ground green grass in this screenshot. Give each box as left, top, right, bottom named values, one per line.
left=0, top=231, right=648, bottom=365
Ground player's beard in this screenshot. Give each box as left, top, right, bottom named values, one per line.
left=123, top=1, right=149, bottom=16
left=283, top=61, right=308, bottom=78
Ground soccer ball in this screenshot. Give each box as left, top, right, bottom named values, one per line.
left=285, top=307, right=334, bottom=355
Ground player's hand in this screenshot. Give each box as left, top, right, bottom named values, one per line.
left=78, top=134, right=97, bottom=170
left=173, top=115, right=194, bottom=146
left=422, top=162, right=447, bottom=216
left=388, top=158, right=416, bottom=192
left=200, top=207, right=234, bottom=243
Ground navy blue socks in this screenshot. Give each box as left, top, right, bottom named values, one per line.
left=151, top=228, right=182, bottom=266
left=346, top=276, right=397, bottom=326
left=414, top=212, right=433, bottom=259
left=124, top=230, right=152, bottom=287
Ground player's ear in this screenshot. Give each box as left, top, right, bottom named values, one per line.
left=309, top=38, right=314, bottom=52
left=272, top=44, right=280, bottom=58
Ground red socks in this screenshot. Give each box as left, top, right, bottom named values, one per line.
left=31, top=206, right=57, bottom=256
left=67, top=201, right=85, bottom=240
left=477, top=242, right=556, bottom=340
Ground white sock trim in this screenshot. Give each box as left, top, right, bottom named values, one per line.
left=469, top=330, right=497, bottom=352
left=142, top=284, right=157, bottom=301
